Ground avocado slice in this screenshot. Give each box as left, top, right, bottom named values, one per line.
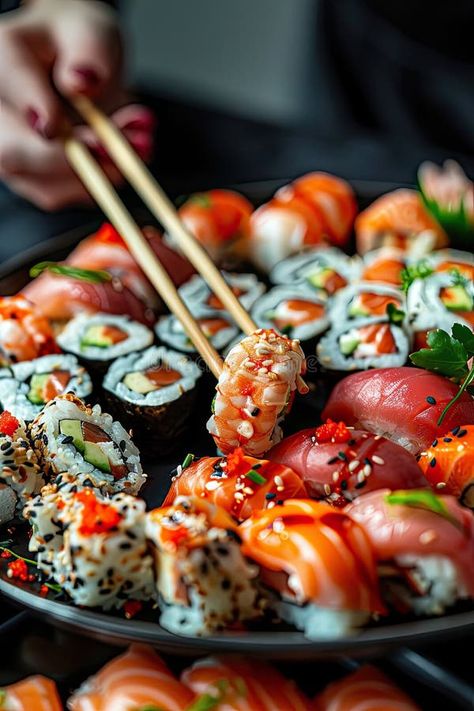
left=348, top=301, right=369, bottom=318
left=441, top=285, right=473, bottom=312
left=27, top=373, right=49, bottom=405
left=123, top=371, right=158, bottom=394
left=307, top=267, right=332, bottom=290
left=59, top=419, right=85, bottom=454
left=339, top=333, right=360, bottom=356
left=81, top=325, right=112, bottom=349
left=83, top=441, right=111, bottom=473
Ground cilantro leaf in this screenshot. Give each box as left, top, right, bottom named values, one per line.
left=452, top=323, right=474, bottom=359
left=401, top=261, right=433, bottom=293
left=386, top=303, right=405, bottom=325
left=409, top=328, right=469, bottom=381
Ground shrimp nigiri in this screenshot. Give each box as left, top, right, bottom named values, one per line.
left=164, top=448, right=307, bottom=521
left=0, top=296, right=59, bottom=365
left=68, top=644, right=194, bottom=711
left=207, top=329, right=308, bottom=457
left=313, top=665, right=421, bottom=711
left=182, top=656, right=312, bottom=711
left=0, top=675, right=62, bottom=711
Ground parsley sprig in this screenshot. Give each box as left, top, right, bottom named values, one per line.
left=409, top=324, right=474, bottom=425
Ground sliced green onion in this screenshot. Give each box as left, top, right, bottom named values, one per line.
left=246, top=469, right=267, bottom=485
left=385, top=490, right=463, bottom=531
left=30, top=261, right=111, bottom=284
left=181, top=453, right=195, bottom=470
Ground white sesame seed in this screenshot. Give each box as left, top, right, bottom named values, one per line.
left=267, top=501, right=275, bottom=509
left=243, top=486, right=254, bottom=495
left=324, top=484, right=331, bottom=495
left=457, top=444, right=465, bottom=452
left=262, top=359, right=273, bottom=367
left=419, top=530, right=437, bottom=545
left=363, top=464, right=372, bottom=477
left=205, top=481, right=220, bottom=491
left=436, top=482, right=447, bottom=489
left=348, top=460, right=360, bottom=472
left=374, top=435, right=382, bottom=440
left=357, top=472, right=365, bottom=483
left=234, top=492, right=244, bottom=501
left=258, top=367, right=268, bottom=375
left=372, top=455, right=385, bottom=465
left=332, top=471, right=339, bottom=482
left=273, top=519, right=285, bottom=533
left=237, top=421, right=254, bottom=438
left=277, top=486, right=284, bottom=492
left=274, top=475, right=284, bottom=487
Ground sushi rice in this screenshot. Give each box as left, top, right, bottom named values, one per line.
left=0, top=416, right=43, bottom=524
left=179, top=271, right=265, bottom=313
left=155, top=307, right=239, bottom=355
left=269, top=246, right=361, bottom=296
left=251, top=284, right=329, bottom=342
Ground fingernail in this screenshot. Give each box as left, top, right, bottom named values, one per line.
left=72, top=66, right=100, bottom=87
left=26, top=108, right=51, bottom=139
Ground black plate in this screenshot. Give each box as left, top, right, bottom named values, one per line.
left=1, top=179, right=473, bottom=658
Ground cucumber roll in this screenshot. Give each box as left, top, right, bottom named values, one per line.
left=155, top=308, right=239, bottom=357
left=57, top=312, right=154, bottom=376
left=179, top=271, right=265, bottom=313
left=407, top=270, right=474, bottom=339
left=251, top=284, right=329, bottom=342
left=103, top=346, right=202, bottom=455
left=29, top=393, right=145, bottom=495
left=25, top=486, right=154, bottom=609
left=270, top=247, right=361, bottom=298
left=328, top=282, right=405, bottom=323
left=317, top=316, right=410, bottom=371
left=0, top=354, right=93, bottom=422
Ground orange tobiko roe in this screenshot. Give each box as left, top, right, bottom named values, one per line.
left=76, top=490, right=122, bottom=536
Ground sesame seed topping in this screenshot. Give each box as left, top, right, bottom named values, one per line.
left=274, top=475, right=284, bottom=487
left=426, top=396, right=436, bottom=405
left=372, top=455, right=385, bottom=465
left=332, top=471, right=339, bottom=482
left=324, top=484, right=331, bottom=495
left=348, top=460, right=360, bottom=472
left=436, top=482, right=446, bottom=489
left=363, top=464, right=372, bottom=477
left=420, top=530, right=437, bottom=545
left=205, top=481, right=221, bottom=491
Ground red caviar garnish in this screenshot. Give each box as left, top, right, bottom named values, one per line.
left=95, top=222, right=126, bottom=246
left=0, top=411, right=20, bottom=437
left=39, top=585, right=49, bottom=598
left=124, top=600, right=142, bottom=619
left=7, top=558, right=29, bottom=581
left=314, top=418, right=351, bottom=444
left=226, top=447, right=247, bottom=476
left=76, top=489, right=122, bottom=536
left=1, top=550, right=12, bottom=559
left=161, top=524, right=190, bottom=548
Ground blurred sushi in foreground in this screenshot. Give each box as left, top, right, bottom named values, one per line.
left=322, top=367, right=474, bottom=454
left=346, top=489, right=474, bottom=615
left=69, top=643, right=194, bottom=711
left=145, top=496, right=262, bottom=636
left=163, top=447, right=307, bottom=521
left=103, top=346, right=201, bottom=455
left=0, top=411, right=43, bottom=525
left=313, top=664, right=422, bottom=711
left=270, top=247, right=361, bottom=298
left=418, top=160, right=474, bottom=243
left=29, top=394, right=145, bottom=495
left=0, top=296, right=59, bottom=366
left=418, top=425, right=474, bottom=508
left=251, top=284, right=329, bottom=343
left=0, top=354, right=93, bottom=422
left=269, top=421, right=427, bottom=505
left=361, top=248, right=407, bottom=286
left=182, top=656, right=312, bottom=710
left=25, top=487, right=154, bottom=609
left=240, top=499, right=384, bottom=639
left=355, top=189, right=447, bottom=255
left=0, top=675, right=62, bottom=711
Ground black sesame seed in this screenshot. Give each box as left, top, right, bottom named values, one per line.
left=43, top=534, right=54, bottom=543
left=28, top=510, right=37, bottom=518
left=355, top=481, right=367, bottom=489
left=201, top=562, right=208, bottom=575
left=277, top=500, right=284, bottom=506
left=119, top=542, right=132, bottom=550
left=99, top=588, right=112, bottom=595
left=443, top=437, right=452, bottom=443
left=226, top=529, right=242, bottom=544
left=426, top=396, right=436, bottom=405
left=125, top=531, right=137, bottom=540
left=265, top=492, right=276, bottom=500
left=430, top=458, right=437, bottom=468
left=348, top=439, right=356, bottom=446
left=221, top=579, right=231, bottom=590
left=337, top=451, right=347, bottom=461
left=61, top=435, right=73, bottom=445
left=340, top=480, right=348, bottom=490
left=107, top=568, right=114, bottom=577
left=119, top=440, right=126, bottom=451
left=431, top=439, right=438, bottom=448
left=452, top=426, right=461, bottom=436
left=42, top=434, right=48, bottom=445
left=216, top=546, right=229, bottom=556
left=457, top=429, right=467, bottom=438
left=327, top=457, right=339, bottom=465
left=364, top=458, right=371, bottom=466
left=0, top=442, right=11, bottom=451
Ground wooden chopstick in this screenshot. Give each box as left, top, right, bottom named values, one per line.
left=63, top=134, right=224, bottom=380
left=71, top=95, right=257, bottom=337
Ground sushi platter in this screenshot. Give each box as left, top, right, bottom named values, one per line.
left=0, top=163, right=474, bottom=662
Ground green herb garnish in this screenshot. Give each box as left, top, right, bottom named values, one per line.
left=385, top=490, right=463, bottom=531
left=450, top=268, right=469, bottom=288
left=280, top=324, right=293, bottom=336
left=246, top=469, right=267, bottom=486
left=409, top=325, right=474, bottom=425
left=136, top=706, right=165, bottom=711
left=0, top=546, right=63, bottom=593
left=30, top=262, right=111, bottom=284
left=400, top=261, right=433, bottom=292
left=188, top=193, right=212, bottom=209
left=181, top=453, right=195, bottom=470
left=386, top=303, right=405, bottom=325
left=186, top=680, right=237, bottom=711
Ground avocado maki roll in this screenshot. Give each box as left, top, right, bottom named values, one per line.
left=155, top=308, right=239, bottom=357
left=328, top=282, right=405, bottom=324
left=57, top=312, right=154, bottom=377
left=103, top=346, right=202, bottom=455
left=179, top=271, right=265, bottom=313
left=270, top=247, right=361, bottom=298
left=251, top=284, right=329, bottom=343
left=407, top=270, right=474, bottom=339
left=29, top=393, right=145, bottom=496
left=0, top=354, right=93, bottom=422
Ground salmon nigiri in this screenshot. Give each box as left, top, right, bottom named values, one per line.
left=182, top=656, right=312, bottom=711
left=69, top=644, right=194, bottom=711
left=313, top=665, right=421, bottom=711
left=0, top=675, right=62, bottom=710
left=164, top=448, right=307, bottom=521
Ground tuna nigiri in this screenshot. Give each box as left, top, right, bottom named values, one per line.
left=182, top=656, right=312, bottom=711
left=240, top=499, right=384, bottom=639
left=345, top=488, right=474, bottom=615
left=322, top=367, right=474, bottom=454
left=269, top=421, right=428, bottom=505
left=163, top=448, right=307, bottom=521
left=69, top=644, right=194, bottom=711
left=313, top=665, right=421, bottom=711
left=0, top=675, right=62, bottom=711
left=0, top=296, right=59, bottom=365
left=417, top=424, right=474, bottom=508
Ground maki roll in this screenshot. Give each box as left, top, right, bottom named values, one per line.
left=361, top=248, right=407, bottom=286
left=103, top=346, right=201, bottom=455
left=25, top=487, right=154, bottom=609
left=145, top=496, right=262, bottom=636
left=156, top=308, right=239, bottom=357
left=269, top=421, right=428, bottom=505
left=346, top=489, right=474, bottom=615
left=163, top=447, right=307, bottom=521
left=328, top=282, right=404, bottom=322
left=0, top=411, right=43, bottom=524
left=251, top=284, right=329, bottom=343
left=427, top=248, right=474, bottom=280
left=57, top=312, right=154, bottom=376
left=270, top=247, right=360, bottom=298
left=0, top=354, right=93, bottom=422
left=29, top=394, right=145, bottom=495
left=179, top=271, right=265, bottom=313
left=317, top=316, right=410, bottom=371
left=240, top=499, right=384, bottom=639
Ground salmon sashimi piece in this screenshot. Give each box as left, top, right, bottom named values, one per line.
left=355, top=323, right=397, bottom=354
left=164, top=448, right=307, bottom=521
left=322, top=367, right=474, bottom=454
left=436, top=260, right=474, bottom=280
left=22, top=274, right=155, bottom=326
left=43, top=370, right=71, bottom=401
left=199, top=317, right=232, bottom=337
left=355, top=189, right=447, bottom=254
left=180, top=189, right=253, bottom=246
left=1, top=675, right=63, bottom=710
left=277, top=172, right=357, bottom=247
left=313, top=665, right=422, bottom=711
left=145, top=365, right=182, bottom=386
left=240, top=499, right=383, bottom=613
left=273, top=300, right=326, bottom=329
left=0, top=296, right=59, bottom=365
left=418, top=424, right=474, bottom=507
left=69, top=644, right=194, bottom=711
left=361, top=258, right=405, bottom=286
left=182, top=656, right=312, bottom=711
left=350, top=291, right=402, bottom=316
left=207, top=329, right=308, bottom=457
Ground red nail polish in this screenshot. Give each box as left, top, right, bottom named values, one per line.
left=73, top=66, right=100, bottom=86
